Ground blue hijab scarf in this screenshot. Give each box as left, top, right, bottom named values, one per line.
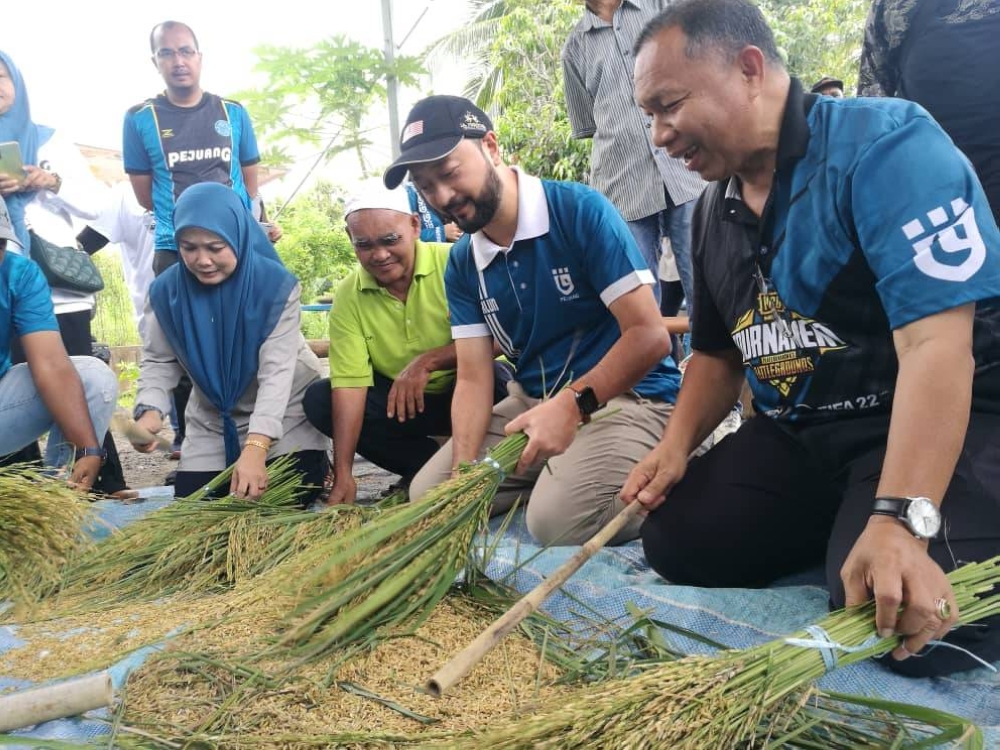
left=0, top=50, right=54, bottom=253
left=149, top=183, right=297, bottom=465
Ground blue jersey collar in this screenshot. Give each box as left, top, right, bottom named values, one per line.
left=472, top=167, right=550, bottom=271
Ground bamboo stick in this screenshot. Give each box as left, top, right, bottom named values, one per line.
left=0, top=672, right=113, bottom=732
left=426, top=500, right=644, bottom=697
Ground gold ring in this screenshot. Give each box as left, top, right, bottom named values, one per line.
left=935, top=597, right=952, bottom=620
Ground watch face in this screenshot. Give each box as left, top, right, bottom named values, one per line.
left=906, top=497, right=941, bottom=539
left=576, top=387, right=600, bottom=416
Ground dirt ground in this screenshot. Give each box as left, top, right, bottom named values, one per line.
left=113, top=429, right=177, bottom=489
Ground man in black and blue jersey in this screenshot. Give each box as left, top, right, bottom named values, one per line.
left=622, top=0, right=1000, bottom=677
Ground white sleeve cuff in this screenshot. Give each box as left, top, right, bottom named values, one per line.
left=599, top=269, right=655, bottom=307
left=452, top=323, right=492, bottom=339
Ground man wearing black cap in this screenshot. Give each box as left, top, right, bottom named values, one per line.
left=811, top=76, right=844, bottom=98
left=384, top=95, right=682, bottom=546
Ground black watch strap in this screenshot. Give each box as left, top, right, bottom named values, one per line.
left=872, top=496, right=907, bottom=518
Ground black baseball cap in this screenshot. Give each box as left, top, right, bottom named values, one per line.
left=383, top=95, right=494, bottom=189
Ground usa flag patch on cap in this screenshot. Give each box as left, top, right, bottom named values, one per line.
left=401, top=120, right=424, bottom=143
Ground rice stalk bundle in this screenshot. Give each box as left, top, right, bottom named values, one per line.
left=98, top=582, right=986, bottom=750
left=107, top=695, right=977, bottom=750
left=0, top=464, right=92, bottom=610
left=436, top=555, right=1000, bottom=749
left=49, top=455, right=334, bottom=612
left=271, top=433, right=529, bottom=663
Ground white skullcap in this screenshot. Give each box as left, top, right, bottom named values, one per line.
left=344, top=182, right=414, bottom=218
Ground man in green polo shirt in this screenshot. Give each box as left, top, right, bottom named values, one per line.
left=303, top=184, right=508, bottom=504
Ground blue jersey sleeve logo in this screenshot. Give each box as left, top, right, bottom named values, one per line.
left=902, top=198, right=987, bottom=282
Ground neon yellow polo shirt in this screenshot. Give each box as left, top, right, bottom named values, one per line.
left=329, top=240, right=455, bottom=393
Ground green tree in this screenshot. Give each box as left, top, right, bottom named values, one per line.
left=760, top=0, right=868, bottom=93
left=424, top=0, right=590, bottom=182
left=237, top=36, right=425, bottom=174
left=427, top=0, right=868, bottom=184
left=271, top=179, right=356, bottom=304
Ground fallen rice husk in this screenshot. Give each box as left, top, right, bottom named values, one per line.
left=433, top=555, right=1000, bottom=749
left=0, top=464, right=93, bottom=614
left=0, top=591, right=241, bottom=685
left=115, top=595, right=569, bottom=748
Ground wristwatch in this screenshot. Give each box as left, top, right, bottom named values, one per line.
left=569, top=385, right=601, bottom=424
left=133, top=404, right=164, bottom=421
left=74, top=446, right=107, bottom=465
left=871, top=496, right=941, bottom=540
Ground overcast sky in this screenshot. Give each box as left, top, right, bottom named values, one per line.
left=5, top=0, right=473, bottom=195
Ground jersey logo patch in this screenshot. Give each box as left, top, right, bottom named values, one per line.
left=902, top=198, right=986, bottom=282
left=214, top=120, right=232, bottom=137
left=160, top=129, right=174, bottom=139
left=551, top=267, right=575, bottom=297
left=732, top=289, right=847, bottom=398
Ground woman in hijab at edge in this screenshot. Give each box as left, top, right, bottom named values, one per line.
left=130, top=183, right=329, bottom=502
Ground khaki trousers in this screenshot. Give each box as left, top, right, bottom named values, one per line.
left=409, top=382, right=673, bottom=546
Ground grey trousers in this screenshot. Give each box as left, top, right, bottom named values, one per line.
left=409, top=382, right=673, bottom=546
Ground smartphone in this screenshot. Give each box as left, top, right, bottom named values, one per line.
left=0, top=141, right=26, bottom=180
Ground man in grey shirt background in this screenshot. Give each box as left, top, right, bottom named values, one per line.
left=562, top=0, right=705, bottom=313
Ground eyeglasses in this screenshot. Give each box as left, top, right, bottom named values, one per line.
left=155, top=47, right=199, bottom=60
left=352, top=233, right=403, bottom=252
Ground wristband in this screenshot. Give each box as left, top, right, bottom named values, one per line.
left=244, top=439, right=271, bottom=452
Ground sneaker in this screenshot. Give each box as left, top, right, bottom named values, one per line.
left=164, top=470, right=177, bottom=486
left=169, top=442, right=181, bottom=461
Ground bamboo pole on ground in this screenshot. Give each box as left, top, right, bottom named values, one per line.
left=0, top=672, right=113, bottom=732
left=426, top=500, right=644, bottom=697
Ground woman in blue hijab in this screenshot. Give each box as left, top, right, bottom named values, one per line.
left=0, top=50, right=53, bottom=252
left=131, top=183, right=329, bottom=502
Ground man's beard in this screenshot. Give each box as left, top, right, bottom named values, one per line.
left=442, top=162, right=502, bottom=234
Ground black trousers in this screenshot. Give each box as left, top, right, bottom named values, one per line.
left=4, top=310, right=126, bottom=494
left=303, top=373, right=455, bottom=480
left=641, top=411, right=1000, bottom=677
left=174, top=449, right=327, bottom=507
